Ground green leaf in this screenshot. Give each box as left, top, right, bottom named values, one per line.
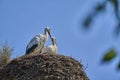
left=102, top=48, right=117, bottom=63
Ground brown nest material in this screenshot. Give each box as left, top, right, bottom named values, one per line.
left=0, top=53, right=89, bottom=80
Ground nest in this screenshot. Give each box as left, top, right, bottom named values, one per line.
left=0, top=53, right=89, bottom=80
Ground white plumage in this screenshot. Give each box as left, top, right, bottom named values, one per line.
left=25, top=27, right=50, bottom=55
left=41, top=37, right=58, bottom=54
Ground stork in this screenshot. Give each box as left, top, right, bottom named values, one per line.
left=25, top=27, right=51, bottom=55
left=41, top=36, right=58, bottom=54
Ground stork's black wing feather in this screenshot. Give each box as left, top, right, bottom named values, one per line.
left=25, top=44, right=38, bottom=54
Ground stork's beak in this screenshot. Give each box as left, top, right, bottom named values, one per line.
left=46, top=28, right=52, bottom=39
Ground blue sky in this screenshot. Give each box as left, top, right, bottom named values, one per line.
left=0, top=0, right=120, bottom=80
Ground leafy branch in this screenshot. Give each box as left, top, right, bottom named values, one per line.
left=82, top=0, right=120, bottom=71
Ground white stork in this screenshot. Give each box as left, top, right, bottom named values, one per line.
left=25, top=27, right=51, bottom=55
left=41, top=36, right=58, bottom=54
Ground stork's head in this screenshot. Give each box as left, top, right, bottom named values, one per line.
left=51, top=37, right=58, bottom=54
left=45, top=27, right=50, bottom=32
left=45, top=27, right=52, bottom=38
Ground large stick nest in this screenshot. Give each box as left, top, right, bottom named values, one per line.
left=0, top=53, right=89, bottom=80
